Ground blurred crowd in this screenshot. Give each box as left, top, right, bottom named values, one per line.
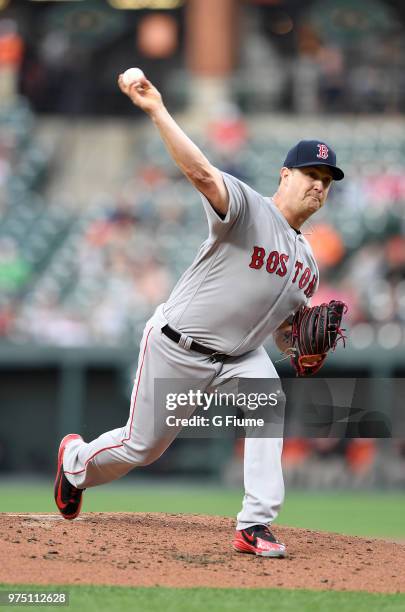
left=0, top=1, right=404, bottom=115
left=223, top=437, right=405, bottom=489
left=237, top=1, right=405, bottom=115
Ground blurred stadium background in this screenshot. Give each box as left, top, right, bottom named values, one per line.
left=0, top=0, right=405, bottom=501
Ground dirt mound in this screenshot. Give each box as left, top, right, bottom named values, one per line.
left=1, top=513, right=403, bottom=593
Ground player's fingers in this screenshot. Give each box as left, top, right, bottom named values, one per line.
left=144, top=79, right=159, bottom=95
left=117, top=74, right=128, bottom=93
left=135, top=76, right=149, bottom=89
left=118, top=76, right=141, bottom=100
left=128, top=79, right=149, bottom=97
left=127, top=83, right=143, bottom=98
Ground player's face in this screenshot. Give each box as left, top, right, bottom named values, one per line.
left=292, top=166, right=333, bottom=212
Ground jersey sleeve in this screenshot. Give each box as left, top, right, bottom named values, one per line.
left=199, top=172, right=251, bottom=239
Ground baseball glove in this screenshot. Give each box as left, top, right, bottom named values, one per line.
left=290, top=300, right=347, bottom=376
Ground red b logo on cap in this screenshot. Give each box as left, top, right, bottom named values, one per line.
left=317, top=144, right=329, bottom=159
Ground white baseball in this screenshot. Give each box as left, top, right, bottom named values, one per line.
left=122, top=67, right=145, bottom=87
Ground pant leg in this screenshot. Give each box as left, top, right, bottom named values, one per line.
left=63, top=312, right=218, bottom=489
left=217, top=347, right=285, bottom=530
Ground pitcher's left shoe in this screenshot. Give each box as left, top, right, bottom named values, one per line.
left=233, top=525, right=286, bottom=557
left=54, top=434, right=85, bottom=520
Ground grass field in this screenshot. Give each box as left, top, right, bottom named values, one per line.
left=2, top=481, right=405, bottom=611
left=1, top=480, right=404, bottom=538
left=0, top=585, right=404, bottom=612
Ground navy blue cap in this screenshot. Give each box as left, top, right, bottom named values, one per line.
left=283, top=140, right=344, bottom=181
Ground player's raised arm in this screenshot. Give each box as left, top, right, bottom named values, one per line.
left=118, top=71, right=229, bottom=216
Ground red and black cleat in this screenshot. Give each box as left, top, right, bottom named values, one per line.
left=54, top=434, right=85, bottom=520
left=233, top=525, right=287, bottom=557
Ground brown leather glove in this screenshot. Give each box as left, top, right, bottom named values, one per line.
left=290, top=300, right=347, bottom=376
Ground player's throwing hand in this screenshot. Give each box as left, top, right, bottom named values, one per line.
left=118, top=73, right=163, bottom=116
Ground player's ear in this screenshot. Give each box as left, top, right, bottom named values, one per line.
left=279, top=167, right=290, bottom=184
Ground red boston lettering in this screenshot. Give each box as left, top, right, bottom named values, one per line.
left=266, top=251, right=279, bottom=274
left=249, top=248, right=313, bottom=294
left=249, top=246, right=266, bottom=269
left=276, top=253, right=289, bottom=277
left=304, top=274, right=318, bottom=298
left=292, top=261, right=303, bottom=283
left=299, top=267, right=311, bottom=289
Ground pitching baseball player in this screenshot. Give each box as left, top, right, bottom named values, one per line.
left=54, top=71, right=344, bottom=558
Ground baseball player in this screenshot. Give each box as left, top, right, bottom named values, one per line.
left=54, top=72, right=344, bottom=558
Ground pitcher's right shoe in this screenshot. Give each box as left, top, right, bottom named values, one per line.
left=233, top=525, right=287, bottom=557
left=54, top=434, right=85, bottom=520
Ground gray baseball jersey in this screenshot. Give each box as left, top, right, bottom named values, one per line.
left=164, top=172, right=319, bottom=355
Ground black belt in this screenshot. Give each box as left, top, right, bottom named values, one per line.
left=161, top=324, right=230, bottom=362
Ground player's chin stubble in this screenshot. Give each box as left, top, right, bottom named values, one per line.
left=307, top=194, right=322, bottom=208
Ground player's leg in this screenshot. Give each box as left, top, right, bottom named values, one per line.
left=61, top=322, right=156, bottom=490
left=55, top=321, right=160, bottom=519
left=61, top=311, right=218, bottom=492
left=218, top=347, right=286, bottom=556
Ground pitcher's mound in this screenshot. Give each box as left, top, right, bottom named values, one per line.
left=1, top=513, right=404, bottom=593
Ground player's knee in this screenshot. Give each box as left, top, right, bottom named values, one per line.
left=121, top=440, right=162, bottom=467
left=139, top=449, right=163, bottom=467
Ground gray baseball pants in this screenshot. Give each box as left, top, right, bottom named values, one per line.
left=63, top=304, right=284, bottom=530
